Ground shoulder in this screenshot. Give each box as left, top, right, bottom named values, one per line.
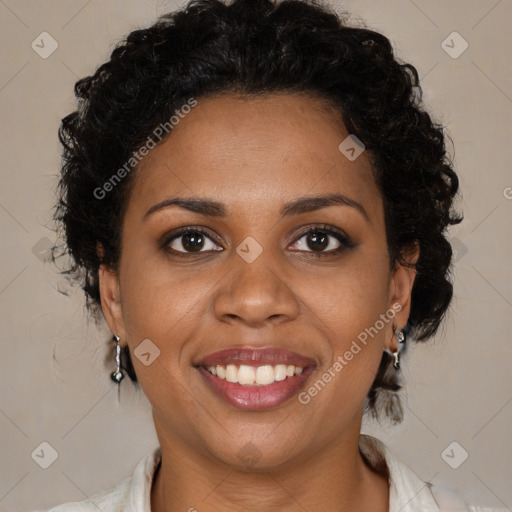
left=359, top=434, right=505, bottom=512
left=31, top=446, right=161, bottom=512
left=467, top=508, right=509, bottom=512
left=31, top=477, right=131, bottom=512
left=431, top=486, right=508, bottom=512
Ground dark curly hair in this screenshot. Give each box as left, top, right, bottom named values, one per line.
left=51, top=0, right=463, bottom=422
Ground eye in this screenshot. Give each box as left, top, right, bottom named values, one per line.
left=289, top=224, right=353, bottom=256
left=162, top=224, right=354, bottom=258
left=163, top=227, right=223, bottom=256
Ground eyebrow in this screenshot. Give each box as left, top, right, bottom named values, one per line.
left=143, top=193, right=369, bottom=222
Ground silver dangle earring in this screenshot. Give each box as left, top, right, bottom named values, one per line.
left=111, top=334, right=125, bottom=383
left=385, top=324, right=406, bottom=370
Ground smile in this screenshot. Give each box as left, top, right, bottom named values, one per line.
left=196, top=363, right=315, bottom=410
left=194, top=347, right=317, bottom=410
left=206, top=363, right=304, bottom=386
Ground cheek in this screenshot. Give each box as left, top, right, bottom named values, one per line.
left=300, top=248, right=391, bottom=334
left=117, top=251, right=210, bottom=402
left=119, top=248, right=206, bottom=338
left=119, top=254, right=206, bottom=421
left=296, top=282, right=390, bottom=431
left=298, top=249, right=391, bottom=389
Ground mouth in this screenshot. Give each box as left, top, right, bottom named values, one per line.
left=194, top=347, right=317, bottom=410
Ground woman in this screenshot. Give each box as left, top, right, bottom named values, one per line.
left=37, top=0, right=500, bottom=510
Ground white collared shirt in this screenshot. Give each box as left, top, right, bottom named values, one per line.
left=34, top=434, right=504, bottom=511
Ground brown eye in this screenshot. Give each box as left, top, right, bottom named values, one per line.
left=289, top=225, right=355, bottom=257
left=304, top=231, right=331, bottom=252
left=293, top=230, right=340, bottom=253
left=165, top=228, right=223, bottom=254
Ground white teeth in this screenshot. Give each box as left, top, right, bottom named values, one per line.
left=238, top=365, right=256, bottom=385
left=274, top=364, right=287, bottom=381
left=225, top=364, right=238, bottom=383
left=207, top=364, right=305, bottom=386
left=255, top=365, right=275, bottom=385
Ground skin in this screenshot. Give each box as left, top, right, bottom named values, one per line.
left=98, top=92, right=419, bottom=512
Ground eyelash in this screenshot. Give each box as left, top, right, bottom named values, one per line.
left=162, top=224, right=355, bottom=258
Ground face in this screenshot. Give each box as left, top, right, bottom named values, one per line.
left=99, top=92, right=418, bottom=470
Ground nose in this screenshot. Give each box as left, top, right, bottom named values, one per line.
left=212, top=250, right=300, bottom=328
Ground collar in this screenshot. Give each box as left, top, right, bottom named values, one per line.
left=359, top=434, right=442, bottom=511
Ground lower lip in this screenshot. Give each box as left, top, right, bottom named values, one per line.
left=196, top=366, right=315, bottom=410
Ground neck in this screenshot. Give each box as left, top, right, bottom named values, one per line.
left=150, top=423, right=389, bottom=512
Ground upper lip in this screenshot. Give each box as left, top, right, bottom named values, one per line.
left=195, top=347, right=317, bottom=368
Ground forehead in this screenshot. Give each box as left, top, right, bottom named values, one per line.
left=127, top=93, right=380, bottom=219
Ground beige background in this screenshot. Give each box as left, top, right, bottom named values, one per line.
left=0, top=0, right=511, bottom=510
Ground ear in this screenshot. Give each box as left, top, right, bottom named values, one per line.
left=97, top=242, right=127, bottom=346
left=385, top=241, right=420, bottom=351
